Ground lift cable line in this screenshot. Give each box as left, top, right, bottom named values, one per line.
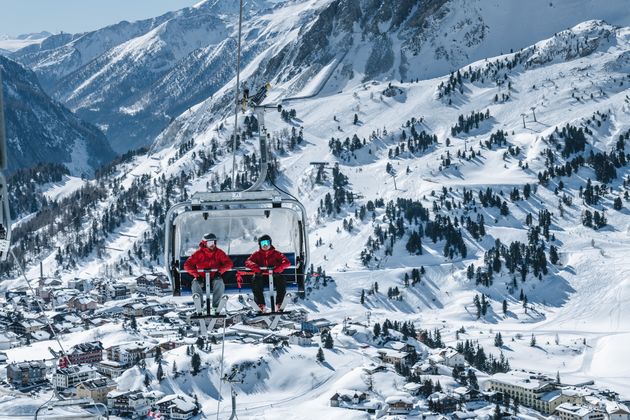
left=231, top=0, right=244, bottom=191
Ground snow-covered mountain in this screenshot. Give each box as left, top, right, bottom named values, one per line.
left=1, top=2, right=630, bottom=418
left=0, top=31, right=52, bottom=52
left=0, top=55, right=115, bottom=175
left=12, top=0, right=630, bottom=154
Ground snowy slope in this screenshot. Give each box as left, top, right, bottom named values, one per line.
left=151, top=20, right=630, bottom=402
left=2, top=5, right=630, bottom=419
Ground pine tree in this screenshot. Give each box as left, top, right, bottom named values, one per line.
left=154, top=346, right=162, bottom=363
left=316, top=347, right=325, bottom=362
left=196, top=336, right=205, bottom=350
left=493, top=403, right=502, bottom=420
left=172, top=361, right=178, bottom=375
left=324, top=333, right=334, bottom=349
left=494, top=332, right=504, bottom=347
left=502, top=299, right=508, bottom=315
left=157, top=364, right=164, bottom=381
left=373, top=323, right=381, bottom=337
left=191, top=352, right=201, bottom=375
left=130, top=315, right=138, bottom=331
left=144, top=373, right=151, bottom=387
left=530, top=334, right=536, bottom=347
left=467, top=264, right=475, bottom=280
left=360, top=289, right=365, bottom=304
left=549, top=245, right=559, bottom=264
left=474, top=294, right=481, bottom=319
left=467, top=369, right=479, bottom=390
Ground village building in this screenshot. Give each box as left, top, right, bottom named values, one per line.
left=485, top=370, right=583, bottom=414
left=330, top=390, right=382, bottom=414
left=75, top=377, right=117, bottom=403
left=106, top=341, right=157, bottom=366
left=107, top=390, right=149, bottom=417
left=288, top=330, right=314, bottom=346
left=377, top=348, right=413, bottom=368
left=97, top=359, right=127, bottom=378
left=385, top=393, right=415, bottom=415
left=301, top=318, right=335, bottom=333
left=135, top=274, right=172, bottom=296
left=436, top=347, right=466, bottom=368
left=555, top=403, right=606, bottom=420
left=67, top=341, right=103, bottom=365
left=52, top=365, right=100, bottom=390
left=67, top=278, right=92, bottom=292
left=6, top=360, right=47, bottom=388
left=0, top=330, right=21, bottom=349
left=155, top=394, right=197, bottom=419
left=604, top=401, right=630, bottom=420
left=67, top=295, right=98, bottom=312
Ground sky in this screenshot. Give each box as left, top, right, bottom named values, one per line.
left=0, top=0, right=200, bottom=37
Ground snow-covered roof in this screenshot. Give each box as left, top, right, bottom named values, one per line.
left=385, top=392, right=414, bottom=404
left=489, top=371, right=554, bottom=391
left=438, top=347, right=462, bottom=359
left=404, top=382, right=422, bottom=391
left=378, top=348, right=410, bottom=358
left=385, top=341, right=408, bottom=351
left=156, top=394, right=196, bottom=412
left=539, top=390, right=562, bottom=402
left=603, top=401, right=630, bottom=415
left=556, top=403, right=601, bottom=417
left=30, top=330, right=51, bottom=341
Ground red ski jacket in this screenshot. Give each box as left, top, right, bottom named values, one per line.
left=184, top=243, right=233, bottom=279
left=245, top=246, right=291, bottom=274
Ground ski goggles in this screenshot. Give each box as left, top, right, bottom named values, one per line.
left=260, top=239, right=271, bottom=247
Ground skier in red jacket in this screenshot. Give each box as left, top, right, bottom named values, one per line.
left=245, top=234, right=291, bottom=312
left=184, top=233, right=233, bottom=314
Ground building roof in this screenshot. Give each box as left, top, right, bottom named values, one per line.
left=556, top=403, right=600, bottom=417
left=156, top=395, right=196, bottom=412
left=77, top=377, right=116, bottom=390
left=404, top=382, right=422, bottom=392
left=378, top=348, right=410, bottom=358
left=540, top=390, right=562, bottom=402
left=69, top=341, right=103, bottom=354
left=55, top=364, right=98, bottom=376
left=490, top=370, right=555, bottom=391
left=385, top=393, right=414, bottom=404
left=604, top=401, right=630, bottom=415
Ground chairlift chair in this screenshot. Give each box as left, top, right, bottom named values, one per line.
left=164, top=189, right=309, bottom=297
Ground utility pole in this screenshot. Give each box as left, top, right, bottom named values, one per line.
left=530, top=106, right=537, bottom=122
left=366, top=311, right=371, bottom=327
left=223, top=370, right=243, bottom=420
left=521, top=113, right=527, bottom=128
left=391, top=172, right=397, bottom=190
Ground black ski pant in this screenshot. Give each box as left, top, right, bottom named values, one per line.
left=253, top=274, right=286, bottom=308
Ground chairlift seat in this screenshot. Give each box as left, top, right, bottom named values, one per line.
left=165, top=190, right=309, bottom=297
left=175, top=252, right=304, bottom=295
